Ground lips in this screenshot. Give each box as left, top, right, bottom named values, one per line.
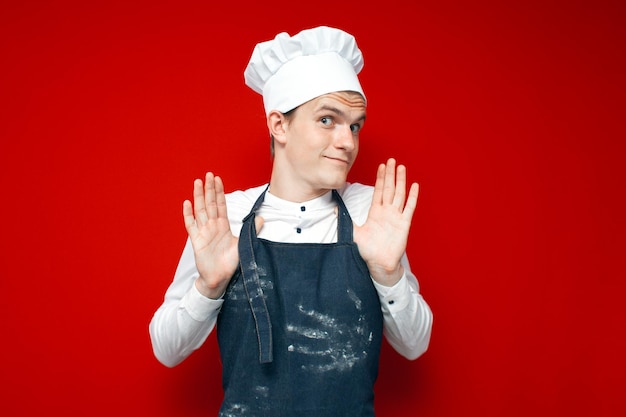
left=324, top=156, right=349, bottom=164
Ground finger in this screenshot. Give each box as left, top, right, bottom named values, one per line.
left=204, top=172, right=218, bottom=219
left=402, top=182, right=420, bottom=220
left=392, top=164, right=407, bottom=209
left=192, top=178, right=208, bottom=225
left=214, top=176, right=228, bottom=220
left=382, top=158, right=397, bottom=204
left=182, top=200, right=198, bottom=237
left=371, top=163, right=386, bottom=205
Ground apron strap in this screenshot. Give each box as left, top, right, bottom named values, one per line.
left=238, top=186, right=273, bottom=363
left=332, top=189, right=353, bottom=244
left=238, top=214, right=274, bottom=364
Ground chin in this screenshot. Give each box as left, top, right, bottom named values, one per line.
left=315, top=169, right=349, bottom=191
left=327, top=178, right=348, bottom=190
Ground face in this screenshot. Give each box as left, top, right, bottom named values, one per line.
left=272, top=91, right=366, bottom=200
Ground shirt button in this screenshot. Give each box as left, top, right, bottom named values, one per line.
left=388, top=300, right=395, bottom=305
left=300, top=206, right=306, bottom=212
left=296, top=227, right=302, bottom=234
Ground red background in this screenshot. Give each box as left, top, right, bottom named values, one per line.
left=1, top=1, right=624, bottom=416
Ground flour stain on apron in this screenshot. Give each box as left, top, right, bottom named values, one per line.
left=286, top=302, right=372, bottom=373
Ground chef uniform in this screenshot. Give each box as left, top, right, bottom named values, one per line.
left=149, top=26, right=433, bottom=417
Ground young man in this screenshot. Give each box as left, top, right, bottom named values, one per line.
left=150, top=26, right=432, bottom=416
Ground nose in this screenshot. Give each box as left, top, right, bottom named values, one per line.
left=334, top=125, right=356, bottom=151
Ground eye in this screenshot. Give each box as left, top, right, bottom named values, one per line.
left=320, top=117, right=333, bottom=126
left=350, top=123, right=362, bottom=133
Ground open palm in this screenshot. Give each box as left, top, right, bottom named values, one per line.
left=182, top=173, right=241, bottom=299
left=354, top=159, right=419, bottom=287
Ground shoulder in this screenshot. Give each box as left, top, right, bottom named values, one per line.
left=225, top=183, right=267, bottom=208
left=338, top=182, right=373, bottom=225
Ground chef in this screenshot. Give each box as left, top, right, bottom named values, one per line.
left=149, top=26, right=433, bottom=416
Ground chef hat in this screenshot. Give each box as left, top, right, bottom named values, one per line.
left=244, top=26, right=365, bottom=115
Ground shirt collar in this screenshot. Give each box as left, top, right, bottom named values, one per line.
left=264, top=189, right=334, bottom=212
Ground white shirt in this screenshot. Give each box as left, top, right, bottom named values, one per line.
left=149, top=182, right=432, bottom=368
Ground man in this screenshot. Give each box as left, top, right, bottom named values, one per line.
left=150, top=26, right=432, bottom=416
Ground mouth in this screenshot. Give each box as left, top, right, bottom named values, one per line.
left=324, top=156, right=350, bottom=165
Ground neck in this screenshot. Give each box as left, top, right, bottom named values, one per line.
left=269, top=158, right=338, bottom=202
left=268, top=172, right=331, bottom=203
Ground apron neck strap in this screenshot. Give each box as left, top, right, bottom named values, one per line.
left=332, top=189, right=353, bottom=244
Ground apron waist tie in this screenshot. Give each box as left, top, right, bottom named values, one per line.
left=239, top=211, right=273, bottom=364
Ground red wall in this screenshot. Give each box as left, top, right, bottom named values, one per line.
left=1, top=1, right=624, bottom=416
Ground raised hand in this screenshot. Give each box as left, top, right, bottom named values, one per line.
left=182, top=173, right=241, bottom=299
left=353, top=158, right=419, bottom=287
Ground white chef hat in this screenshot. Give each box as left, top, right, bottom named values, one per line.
left=244, top=26, right=366, bottom=115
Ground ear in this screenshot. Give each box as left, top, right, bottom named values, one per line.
left=267, top=110, right=288, bottom=145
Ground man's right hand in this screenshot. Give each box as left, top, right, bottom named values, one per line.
left=183, top=173, right=255, bottom=299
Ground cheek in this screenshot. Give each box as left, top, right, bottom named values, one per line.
left=288, top=141, right=316, bottom=166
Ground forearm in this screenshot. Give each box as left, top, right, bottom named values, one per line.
left=149, top=239, right=223, bottom=367
left=149, top=284, right=222, bottom=367
left=373, top=257, right=433, bottom=360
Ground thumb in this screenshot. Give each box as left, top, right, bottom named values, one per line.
left=255, top=216, right=265, bottom=234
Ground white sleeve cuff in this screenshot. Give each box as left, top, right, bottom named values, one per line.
left=372, top=273, right=412, bottom=313
left=181, top=283, right=224, bottom=322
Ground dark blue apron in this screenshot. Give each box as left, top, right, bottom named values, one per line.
left=217, top=188, right=383, bottom=417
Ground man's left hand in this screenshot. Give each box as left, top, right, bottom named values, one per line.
left=353, top=158, right=419, bottom=287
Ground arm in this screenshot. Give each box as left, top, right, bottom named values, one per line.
left=149, top=239, right=223, bottom=367
left=149, top=173, right=262, bottom=367
left=353, top=158, right=432, bottom=359
left=372, top=255, right=433, bottom=360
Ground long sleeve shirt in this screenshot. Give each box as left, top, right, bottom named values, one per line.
left=149, top=182, right=433, bottom=368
